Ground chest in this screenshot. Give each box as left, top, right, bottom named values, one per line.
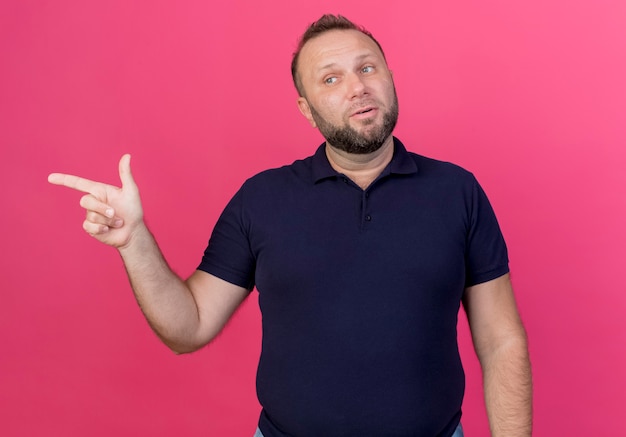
left=248, top=177, right=470, bottom=302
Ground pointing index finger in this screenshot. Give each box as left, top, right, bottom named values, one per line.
left=48, top=173, right=107, bottom=195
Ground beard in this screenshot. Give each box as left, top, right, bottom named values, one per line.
left=308, top=92, right=399, bottom=155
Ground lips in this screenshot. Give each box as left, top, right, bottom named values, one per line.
left=350, top=106, right=377, bottom=117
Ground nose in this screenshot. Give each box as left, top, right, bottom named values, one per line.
left=346, top=72, right=367, bottom=99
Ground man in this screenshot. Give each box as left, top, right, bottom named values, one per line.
left=49, top=15, right=531, bottom=437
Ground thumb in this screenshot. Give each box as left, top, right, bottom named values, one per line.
left=118, top=154, right=137, bottom=190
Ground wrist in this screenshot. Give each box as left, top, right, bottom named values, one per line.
left=118, top=221, right=151, bottom=255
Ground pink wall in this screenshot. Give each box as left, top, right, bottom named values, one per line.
left=2, top=1, right=625, bottom=435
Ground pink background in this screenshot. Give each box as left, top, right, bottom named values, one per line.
left=1, top=0, right=625, bottom=435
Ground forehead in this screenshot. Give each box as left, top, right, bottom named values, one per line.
left=298, top=29, right=385, bottom=72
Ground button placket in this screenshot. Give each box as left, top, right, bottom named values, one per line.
left=362, top=189, right=372, bottom=228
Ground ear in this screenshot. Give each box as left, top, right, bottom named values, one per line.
left=297, top=97, right=317, bottom=128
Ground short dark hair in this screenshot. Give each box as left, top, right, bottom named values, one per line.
left=291, top=14, right=386, bottom=96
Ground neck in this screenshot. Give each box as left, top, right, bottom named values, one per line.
left=325, top=136, right=395, bottom=190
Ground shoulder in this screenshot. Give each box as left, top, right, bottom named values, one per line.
left=409, top=152, right=478, bottom=191
left=244, top=156, right=313, bottom=187
left=232, top=152, right=319, bottom=206
left=393, top=137, right=476, bottom=184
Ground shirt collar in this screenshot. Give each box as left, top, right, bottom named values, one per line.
left=311, top=136, right=418, bottom=183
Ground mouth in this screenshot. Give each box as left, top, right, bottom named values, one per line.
left=351, top=106, right=377, bottom=118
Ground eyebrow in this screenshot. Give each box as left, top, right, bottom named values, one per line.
left=317, top=53, right=377, bottom=72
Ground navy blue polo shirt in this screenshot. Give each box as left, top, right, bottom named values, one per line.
left=198, top=137, right=509, bottom=437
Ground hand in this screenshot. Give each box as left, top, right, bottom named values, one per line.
left=48, top=154, right=144, bottom=248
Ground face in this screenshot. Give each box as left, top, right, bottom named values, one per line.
left=296, top=29, right=398, bottom=154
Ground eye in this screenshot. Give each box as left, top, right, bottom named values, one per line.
left=324, top=76, right=337, bottom=85
left=361, top=65, right=374, bottom=74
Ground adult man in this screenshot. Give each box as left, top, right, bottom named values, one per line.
left=49, top=14, right=531, bottom=437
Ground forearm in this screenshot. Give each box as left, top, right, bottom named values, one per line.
left=118, top=223, right=202, bottom=353
left=482, top=334, right=533, bottom=437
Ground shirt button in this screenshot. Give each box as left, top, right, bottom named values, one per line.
left=365, top=215, right=372, bottom=221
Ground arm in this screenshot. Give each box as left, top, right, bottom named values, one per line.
left=118, top=224, right=249, bottom=353
left=48, top=155, right=249, bottom=354
left=463, top=273, right=532, bottom=436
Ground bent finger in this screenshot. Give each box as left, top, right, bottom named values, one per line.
left=83, top=219, right=111, bottom=236
left=80, top=194, right=116, bottom=218
left=85, top=210, right=124, bottom=228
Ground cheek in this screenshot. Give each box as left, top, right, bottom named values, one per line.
left=369, top=77, right=395, bottom=101
left=384, top=80, right=397, bottom=102
left=317, top=94, right=345, bottom=120
left=320, top=92, right=342, bottom=108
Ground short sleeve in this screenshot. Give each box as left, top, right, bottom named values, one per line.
left=197, top=185, right=256, bottom=290
left=464, top=177, right=510, bottom=287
